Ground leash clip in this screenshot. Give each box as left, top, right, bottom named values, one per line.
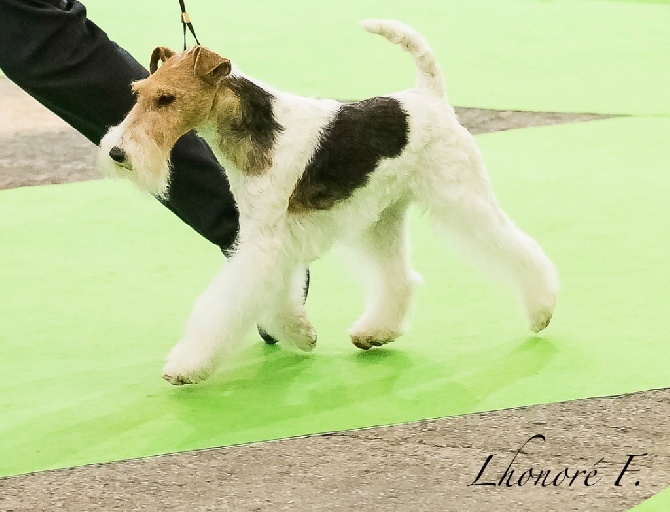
left=179, top=0, right=201, bottom=51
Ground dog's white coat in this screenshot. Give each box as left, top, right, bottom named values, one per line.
left=100, top=20, right=558, bottom=385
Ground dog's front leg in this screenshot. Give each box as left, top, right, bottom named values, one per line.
left=162, top=240, right=292, bottom=385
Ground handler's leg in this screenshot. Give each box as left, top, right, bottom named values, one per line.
left=0, top=0, right=239, bottom=251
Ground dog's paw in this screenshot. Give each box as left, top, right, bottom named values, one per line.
left=349, top=317, right=403, bottom=350
left=528, top=307, right=554, bottom=333
left=162, top=371, right=197, bottom=386
left=162, top=342, right=215, bottom=385
left=162, top=361, right=211, bottom=386
left=523, top=277, right=557, bottom=334
left=288, top=322, right=317, bottom=352
left=261, top=312, right=317, bottom=352
left=349, top=330, right=401, bottom=351
left=524, top=292, right=556, bottom=333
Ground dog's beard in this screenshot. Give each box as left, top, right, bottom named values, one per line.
left=98, top=125, right=172, bottom=199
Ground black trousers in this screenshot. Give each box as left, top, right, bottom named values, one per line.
left=0, top=0, right=239, bottom=253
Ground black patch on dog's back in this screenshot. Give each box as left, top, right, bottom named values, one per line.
left=289, top=97, right=409, bottom=211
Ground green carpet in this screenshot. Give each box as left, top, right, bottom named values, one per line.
left=1, top=116, right=669, bottom=477
left=79, top=0, right=670, bottom=115
left=631, top=487, right=670, bottom=511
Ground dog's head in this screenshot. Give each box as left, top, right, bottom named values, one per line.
left=98, top=46, right=232, bottom=197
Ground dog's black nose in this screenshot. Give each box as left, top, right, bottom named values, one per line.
left=109, top=146, right=127, bottom=164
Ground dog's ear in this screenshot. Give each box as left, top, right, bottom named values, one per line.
left=149, top=47, right=175, bottom=74
left=192, top=46, right=231, bottom=85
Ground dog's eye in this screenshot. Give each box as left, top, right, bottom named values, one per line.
left=156, top=94, right=176, bottom=107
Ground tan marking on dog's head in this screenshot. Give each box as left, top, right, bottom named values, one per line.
left=123, top=46, right=232, bottom=153
left=192, top=46, right=232, bottom=85
left=149, top=46, right=174, bottom=74
left=120, top=46, right=281, bottom=177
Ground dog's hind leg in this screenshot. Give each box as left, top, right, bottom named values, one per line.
left=347, top=200, right=421, bottom=350
left=418, top=173, right=558, bottom=333
left=257, top=264, right=317, bottom=352
left=162, top=240, right=302, bottom=385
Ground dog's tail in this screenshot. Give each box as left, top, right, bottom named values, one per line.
left=361, top=19, right=446, bottom=98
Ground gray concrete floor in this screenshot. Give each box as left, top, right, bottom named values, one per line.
left=1, top=78, right=667, bottom=511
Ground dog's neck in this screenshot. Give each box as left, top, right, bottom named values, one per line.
left=201, top=74, right=283, bottom=176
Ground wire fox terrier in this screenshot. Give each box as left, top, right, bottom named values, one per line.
left=99, top=20, right=558, bottom=385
